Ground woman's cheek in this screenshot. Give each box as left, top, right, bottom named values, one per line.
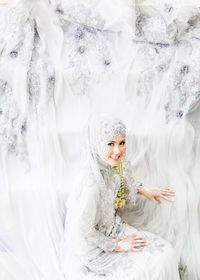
left=102, top=146, right=112, bottom=160
left=121, top=146, right=126, bottom=155
left=123, top=149, right=126, bottom=156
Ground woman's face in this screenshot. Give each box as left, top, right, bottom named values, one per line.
left=100, top=134, right=126, bottom=166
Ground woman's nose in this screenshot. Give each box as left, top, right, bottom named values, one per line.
left=113, top=145, right=120, bottom=154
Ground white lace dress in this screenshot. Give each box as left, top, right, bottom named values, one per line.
left=63, top=162, right=180, bottom=280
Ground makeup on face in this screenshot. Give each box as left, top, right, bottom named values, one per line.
left=100, top=134, right=126, bottom=166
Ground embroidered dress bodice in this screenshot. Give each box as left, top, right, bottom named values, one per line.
left=64, top=159, right=180, bottom=280
left=65, top=159, right=139, bottom=262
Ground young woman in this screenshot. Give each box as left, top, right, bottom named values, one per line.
left=63, top=117, right=180, bottom=280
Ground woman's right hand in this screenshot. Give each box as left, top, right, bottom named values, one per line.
left=114, top=235, right=146, bottom=252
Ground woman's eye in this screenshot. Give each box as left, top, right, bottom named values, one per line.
left=120, top=141, right=126, bottom=145
left=107, top=143, right=114, bottom=146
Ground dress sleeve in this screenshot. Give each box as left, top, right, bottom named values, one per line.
left=118, top=162, right=146, bottom=227
left=124, top=161, right=142, bottom=205
left=66, top=184, right=116, bottom=262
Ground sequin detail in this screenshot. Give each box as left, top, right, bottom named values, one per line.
left=98, top=118, right=126, bottom=145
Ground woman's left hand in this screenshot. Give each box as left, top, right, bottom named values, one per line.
left=138, top=186, right=175, bottom=204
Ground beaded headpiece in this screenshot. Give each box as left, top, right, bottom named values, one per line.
left=98, top=117, right=126, bottom=145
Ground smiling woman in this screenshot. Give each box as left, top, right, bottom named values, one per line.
left=62, top=116, right=180, bottom=280
left=101, top=135, right=126, bottom=166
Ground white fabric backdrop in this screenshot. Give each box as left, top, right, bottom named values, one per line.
left=0, top=0, right=200, bottom=279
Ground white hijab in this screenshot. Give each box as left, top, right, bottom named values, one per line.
left=83, top=116, right=127, bottom=187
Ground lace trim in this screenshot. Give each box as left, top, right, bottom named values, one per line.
left=58, top=4, right=113, bottom=95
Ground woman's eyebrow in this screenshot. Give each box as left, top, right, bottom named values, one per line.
left=107, top=139, right=126, bottom=143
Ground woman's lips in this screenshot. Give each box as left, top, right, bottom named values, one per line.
left=111, top=156, right=120, bottom=161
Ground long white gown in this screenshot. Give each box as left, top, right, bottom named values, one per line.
left=63, top=158, right=180, bottom=280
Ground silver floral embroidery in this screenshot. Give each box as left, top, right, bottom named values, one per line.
left=0, top=80, right=26, bottom=155
left=0, top=2, right=35, bottom=69
left=59, top=4, right=105, bottom=29
left=58, top=4, right=113, bottom=95
left=135, top=3, right=178, bottom=44
left=98, top=118, right=126, bottom=145
left=97, top=159, right=138, bottom=237
left=164, top=40, right=200, bottom=121
left=2, top=4, right=29, bottom=58
left=28, top=31, right=55, bottom=111
left=133, top=42, right=173, bottom=106
left=164, top=4, right=174, bottom=13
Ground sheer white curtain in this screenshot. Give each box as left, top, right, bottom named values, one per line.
left=1, top=0, right=200, bottom=279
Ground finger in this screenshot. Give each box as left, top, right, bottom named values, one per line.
left=134, top=245, right=146, bottom=249
left=134, top=238, right=146, bottom=242
left=131, top=240, right=145, bottom=246
left=124, top=237, right=140, bottom=244
left=160, top=189, right=175, bottom=194
left=133, top=236, right=145, bottom=240
left=161, top=188, right=175, bottom=192
left=161, top=188, right=176, bottom=193
left=160, top=186, right=174, bottom=190
left=135, top=239, right=146, bottom=242
left=134, top=240, right=146, bottom=244
left=133, top=238, right=146, bottom=243
left=133, top=241, right=148, bottom=249
left=134, top=242, right=146, bottom=248
left=125, top=236, right=141, bottom=242
left=161, top=191, right=176, bottom=195
left=161, top=190, right=176, bottom=195
left=131, top=240, right=144, bottom=245
left=161, top=193, right=176, bottom=197
left=134, top=242, right=146, bottom=247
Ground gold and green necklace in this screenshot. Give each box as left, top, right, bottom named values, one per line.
left=114, top=161, right=126, bottom=209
